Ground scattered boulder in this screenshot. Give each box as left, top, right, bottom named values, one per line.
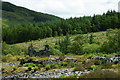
left=5, top=63, right=16, bottom=66
left=94, top=56, right=112, bottom=65
left=112, top=55, right=120, bottom=64
left=94, top=55, right=120, bottom=65
left=64, top=58, right=78, bottom=62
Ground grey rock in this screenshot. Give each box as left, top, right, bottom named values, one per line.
left=112, top=55, right=120, bottom=64
left=5, top=63, right=16, bottom=66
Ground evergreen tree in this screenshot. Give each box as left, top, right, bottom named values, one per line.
left=59, top=34, right=70, bottom=54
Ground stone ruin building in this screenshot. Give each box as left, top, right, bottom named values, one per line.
left=28, top=44, right=51, bottom=57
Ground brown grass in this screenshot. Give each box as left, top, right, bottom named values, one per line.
left=80, top=69, right=120, bottom=78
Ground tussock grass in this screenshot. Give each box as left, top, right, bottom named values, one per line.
left=80, top=69, right=120, bottom=78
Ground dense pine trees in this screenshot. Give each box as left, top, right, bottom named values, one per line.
left=2, top=10, right=120, bottom=44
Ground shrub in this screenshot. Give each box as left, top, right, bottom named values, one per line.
left=67, top=74, right=78, bottom=78
left=36, top=64, right=41, bottom=67
left=84, top=60, right=94, bottom=70
left=59, top=74, right=67, bottom=78
left=91, top=65, right=102, bottom=71
left=54, top=45, right=60, bottom=50
left=23, top=63, right=36, bottom=67
left=101, top=29, right=120, bottom=53
left=2, top=56, right=7, bottom=62
left=28, top=66, right=32, bottom=71
left=74, top=64, right=85, bottom=71
left=67, top=62, right=77, bottom=67
left=50, top=46, right=62, bottom=55
left=59, top=54, right=66, bottom=61
left=88, top=33, right=94, bottom=44
left=54, top=64, right=59, bottom=68
left=33, top=66, right=39, bottom=71
left=6, top=54, right=13, bottom=57
left=82, top=60, right=86, bottom=64
left=12, top=67, right=17, bottom=71
left=112, top=64, right=117, bottom=68
left=60, top=62, right=67, bottom=67
left=83, top=43, right=100, bottom=53
left=19, top=57, right=33, bottom=65
left=94, top=59, right=102, bottom=65
left=87, top=54, right=96, bottom=59
left=2, top=67, right=5, bottom=73
left=101, top=63, right=113, bottom=69
left=68, top=41, right=84, bottom=55
left=45, top=64, right=51, bottom=70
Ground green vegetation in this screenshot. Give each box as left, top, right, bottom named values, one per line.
left=59, top=54, right=66, bottom=61
left=2, top=29, right=120, bottom=56
left=2, top=68, right=5, bottom=73
left=1, top=2, right=62, bottom=25
left=2, top=42, right=27, bottom=55
left=2, top=4, right=120, bottom=44
left=100, top=29, right=120, bottom=53
left=12, top=67, right=17, bottom=72
left=1, top=1, right=120, bottom=78
left=74, top=64, right=85, bottom=71
left=27, top=66, right=32, bottom=71
left=60, top=74, right=78, bottom=78
left=23, top=63, right=36, bottom=67
left=91, top=65, right=102, bottom=71
left=45, top=64, right=51, bottom=70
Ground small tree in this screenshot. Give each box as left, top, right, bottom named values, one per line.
left=89, top=33, right=94, bottom=44
left=69, top=35, right=84, bottom=55
left=101, top=29, right=120, bottom=53
left=59, top=33, right=70, bottom=54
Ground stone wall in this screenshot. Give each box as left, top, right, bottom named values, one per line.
left=28, top=44, right=51, bottom=57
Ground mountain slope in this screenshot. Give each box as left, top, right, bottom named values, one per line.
left=1, top=1, right=62, bottom=25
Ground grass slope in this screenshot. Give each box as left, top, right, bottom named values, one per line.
left=13, top=31, right=106, bottom=51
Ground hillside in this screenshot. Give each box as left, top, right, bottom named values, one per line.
left=13, top=31, right=107, bottom=51
left=2, top=29, right=120, bottom=78
left=1, top=1, right=62, bottom=25
left=1, top=1, right=120, bottom=79
left=2, top=1, right=120, bottom=44
left=5, top=28, right=118, bottom=55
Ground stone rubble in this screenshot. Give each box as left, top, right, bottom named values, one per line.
left=3, top=69, right=90, bottom=78
left=2, top=55, right=120, bottom=79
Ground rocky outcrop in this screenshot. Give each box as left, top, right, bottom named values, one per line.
left=20, top=57, right=79, bottom=66
left=111, top=55, right=120, bottom=64
left=3, top=63, right=17, bottom=66
left=64, top=58, right=78, bottom=63
left=94, top=56, right=112, bottom=64
left=94, top=55, right=120, bottom=64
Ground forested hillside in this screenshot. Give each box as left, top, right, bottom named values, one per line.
left=1, top=1, right=62, bottom=25
left=3, top=10, right=120, bottom=44
left=2, top=2, right=120, bottom=44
